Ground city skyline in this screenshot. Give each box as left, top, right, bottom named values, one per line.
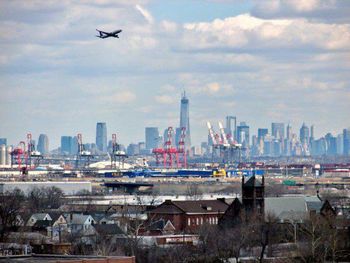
left=0, top=1, right=349, bottom=147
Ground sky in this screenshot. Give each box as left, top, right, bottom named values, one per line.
left=0, top=0, right=349, bottom=149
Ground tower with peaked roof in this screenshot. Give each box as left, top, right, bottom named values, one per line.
left=242, top=175, right=265, bottom=217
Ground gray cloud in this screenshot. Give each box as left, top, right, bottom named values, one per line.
left=251, top=0, right=350, bottom=23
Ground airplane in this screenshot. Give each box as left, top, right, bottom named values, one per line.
left=96, top=29, right=122, bottom=39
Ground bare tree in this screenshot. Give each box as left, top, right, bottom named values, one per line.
left=0, top=188, right=25, bottom=241
left=186, top=183, right=202, bottom=200
left=27, top=186, right=64, bottom=212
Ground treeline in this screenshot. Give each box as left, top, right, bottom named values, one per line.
left=0, top=186, right=64, bottom=241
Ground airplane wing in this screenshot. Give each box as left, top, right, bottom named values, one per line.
left=96, top=29, right=109, bottom=35
left=112, top=30, right=122, bottom=34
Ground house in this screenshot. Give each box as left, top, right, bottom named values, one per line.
left=26, top=213, right=52, bottom=227
left=147, top=199, right=229, bottom=233
left=65, top=213, right=96, bottom=234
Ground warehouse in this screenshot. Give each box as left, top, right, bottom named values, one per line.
left=0, top=181, right=91, bottom=195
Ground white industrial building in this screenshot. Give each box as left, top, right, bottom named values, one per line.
left=0, top=181, right=92, bottom=195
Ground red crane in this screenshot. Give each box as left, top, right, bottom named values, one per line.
left=153, top=126, right=184, bottom=168
left=163, top=127, right=178, bottom=168
left=177, top=127, right=187, bottom=168
left=11, top=141, right=27, bottom=173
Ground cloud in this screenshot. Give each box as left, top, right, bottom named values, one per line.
left=251, top=0, right=350, bottom=23
left=155, top=95, right=175, bottom=104
left=107, top=91, right=136, bottom=103
left=0, top=1, right=349, bottom=147
left=181, top=14, right=350, bottom=53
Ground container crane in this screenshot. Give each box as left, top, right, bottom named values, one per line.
left=111, top=133, right=127, bottom=169
left=26, top=133, right=42, bottom=168
left=164, top=127, right=178, bottom=168
left=75, top=133, right=92, bottom=168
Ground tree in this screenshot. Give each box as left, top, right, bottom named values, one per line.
left=0, top=188, right=25, bottom=241
left=27, top=186, right=64, bottom=212
left=186, top=183, right=202, bottom=200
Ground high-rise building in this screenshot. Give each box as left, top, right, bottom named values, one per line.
left=61, top=136, right=72, bottom=154
left=286, top=124, right=292, bottom=140
left=71, top=136, right=78, bottom=155
left=258, top=128, right=268, bottom=141
left=336, top=134, right=343, bottom=155
left=237, top=122, right=250, bottom=147
left=37, top=134, right=49, bottom=155
left=325, top=133, right=337, bottom=156
left=96, top=122, right=107, bottom=152
left=0, top=138, right=7, bottom=146
left=343, top=128, right=350, bottom=156
left=300, top=123, right=310, bottom=144
left=179, top=91, right=191, bottom=148
left=225, top=116, right=236, bottom=141
left=271, top=123, right=285, bottom=140
left=145, top=127, right=159, bottom=151
left=127, top=143, right=139, bottom=156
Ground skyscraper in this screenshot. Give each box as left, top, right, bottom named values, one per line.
left=286, top=124, right=292, bottom=140
left=258, top=128, right=268, bottom=141
left=145, top=127, right=160, bottom=151
left=343, top=128, right=350, bottom=156
left=0, top=138, right=7, bottom=146
left=300, top=123, right=310, bottom=144
left=96, top=122, right=107, bottom=152
left=179, top=92, right=191, bottom=148
left=271, top=122, right=285, bottom=140
left=61, top=136, right=72, bottom=154
left=225, top=116, right=237, bottom=141
left=237, top=122, right=250, bottom=147
left=37, top=134, right=49, bottom=155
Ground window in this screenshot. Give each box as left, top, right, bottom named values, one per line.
left=200, top=217, right=203, bottom=225
left=188, top=218, right=191, bottom=226
left=196, top=218, right=199, bottom=225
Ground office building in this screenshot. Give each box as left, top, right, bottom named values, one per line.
left=237, top=122, right=250, bottom=147
left=258, top=128, right=268, bottom=141
left=0, top=138, right=7, bottom=146
left=96, top=122, right=107, bottom=152
left=61, top=136, right=72, bottom=154
left=271, top=123, right=285, bottom=140
left=300, top=123, right=310, bottom=145
left=127, top=143, right=139, bottom=156
left=343, top=128, right=350, bottom=156
left=179, top=92, right=191, bottom=148
left=71, top=136, right=78, bottom=155
left=286, top=124, right=292, bottom=140
left=225, top=116, right=237, bottom=141
left=325, top=133, right=337, bottom=156
left=37, top=134, right=49, bottom=155
left=145, top=127, right=159, bottom=151
left=336, top=134, right=343, bottom=155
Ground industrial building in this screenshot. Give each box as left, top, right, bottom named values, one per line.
left=0, top=181, right=91, bottom=195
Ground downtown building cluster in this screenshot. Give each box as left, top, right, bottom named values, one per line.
left=1, top=92, right=350, bottom=158
left=204, top=119, right=350, bottom=158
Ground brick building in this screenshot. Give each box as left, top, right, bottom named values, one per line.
left=147, top=199, right=229, bottom=233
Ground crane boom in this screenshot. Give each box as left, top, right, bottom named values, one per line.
left=218, top=121, right=229, bottom=146
left=207, top=121, right=218, bottom=146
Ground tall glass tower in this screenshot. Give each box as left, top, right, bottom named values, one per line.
left=96, top=122, right=107, bottom=152
left=179, top=91, right=191, bottom=148
left=37, top=134, right=49, bottom=154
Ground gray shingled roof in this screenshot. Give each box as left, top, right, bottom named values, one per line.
left=265, top=196, right=322, bottom=222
